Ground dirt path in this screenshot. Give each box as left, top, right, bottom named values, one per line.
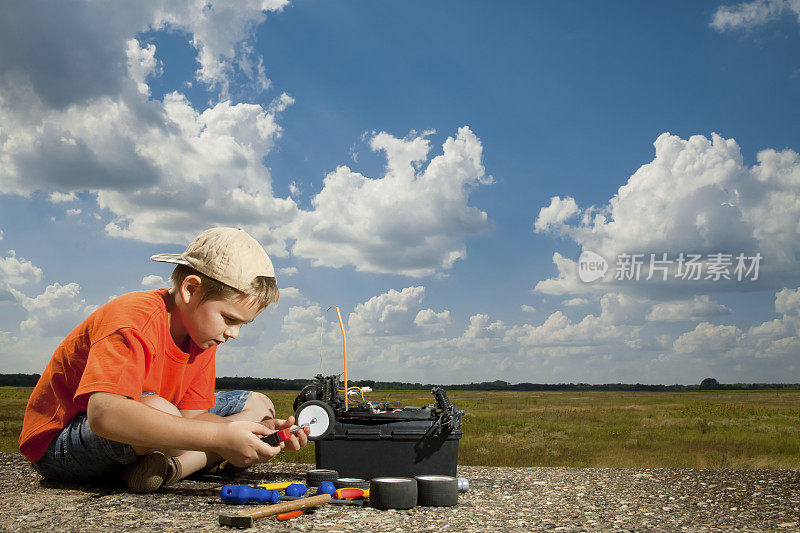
left=1, top=453, right=798, bottom=531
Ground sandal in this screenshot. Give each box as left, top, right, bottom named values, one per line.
left=204, top=460, right=249, bottom=477
left=122, top=451, right=183, bottom=492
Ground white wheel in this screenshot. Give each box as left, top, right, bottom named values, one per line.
left=295, top=400, right=335, bottom=440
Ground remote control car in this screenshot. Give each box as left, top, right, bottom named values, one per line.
left=291, top=307, right=465, bottom=479
left=292, top=374, right=464, bottom=479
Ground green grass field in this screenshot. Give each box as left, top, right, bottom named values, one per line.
left=3, top=387, right=800, bottom=468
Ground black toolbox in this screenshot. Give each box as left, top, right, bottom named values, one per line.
left=314, top=407, right=463, bottom=479
left=295, top=375, right=464, bottom=480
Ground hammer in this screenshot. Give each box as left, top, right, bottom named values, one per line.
left=218, top=493, right=331, bottom=528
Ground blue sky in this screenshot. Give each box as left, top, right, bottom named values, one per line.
left=0, top=1, right=799, bottom=384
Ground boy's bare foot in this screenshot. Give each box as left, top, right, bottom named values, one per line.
left=122, top=451, right=182, bottom=493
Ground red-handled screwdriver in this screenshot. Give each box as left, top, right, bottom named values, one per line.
left=262, top=420, right=313, bottom=446
left=333, top=488, right=369, bottom=500
left=276, top=510, right=303, bottom=521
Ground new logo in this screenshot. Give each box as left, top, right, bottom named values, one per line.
left=578, top=250, right=608, bottom=283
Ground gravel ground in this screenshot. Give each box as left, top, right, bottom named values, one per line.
left=1, top=452, right=799, bottom=532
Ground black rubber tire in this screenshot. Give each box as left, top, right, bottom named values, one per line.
left=414, top=475, right=459, bottom=507
left=293, top=384, right=319, bottom=412
left=306, top=469, right=338, bottom=487
left=369, top=477, right=418, bottom=510
left=333, top=477, right=370, bottom=490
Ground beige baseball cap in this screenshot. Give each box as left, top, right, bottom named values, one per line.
left=150, top=227, right=275, bottom=292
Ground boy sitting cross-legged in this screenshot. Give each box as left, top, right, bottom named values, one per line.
left=19, top=227, right=309, bottom=492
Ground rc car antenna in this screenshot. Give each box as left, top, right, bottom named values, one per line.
left=335, top=306, right=348, bottom=410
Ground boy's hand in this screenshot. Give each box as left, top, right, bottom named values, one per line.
left=262, top=415, right=310, bottom=451
left=213, top=420, right=280, bottom=466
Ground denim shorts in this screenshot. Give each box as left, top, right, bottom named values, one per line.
left=32, top=390, right=252, bottom=482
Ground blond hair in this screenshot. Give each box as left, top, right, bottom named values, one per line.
left=170, top=264, right=279, bottom=310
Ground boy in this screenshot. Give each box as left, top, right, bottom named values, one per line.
left=19, top=227, right=309, bottom=492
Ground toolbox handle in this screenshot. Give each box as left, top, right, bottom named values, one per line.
left=345, top=428, right=382, bottom=440
left=391, top=429, right=428, bottom=438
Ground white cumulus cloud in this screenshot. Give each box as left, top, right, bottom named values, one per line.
left=710, top=0, right=800, bottom=31
left=534, top=133, right=800, bottom=295
left=278, top=267, right=298, bottom=277
left=0, top=1, right=298, bottom=255
left=141, top=274, right=167, bottom=288
left=534, top=253, right=598, bottom=296
left=533, top=196, right=580, bottom=234
left=673, top=322, right=742, bottom=354
left=126, top=39, right=161, bottom=97
left=251, top=282, right=800, bottom=384
left=278, top=286, right=308, bottom=304
left=647, top=295, right=730, bottom=322
left=48, top=192, right=78, bottom=203
left=151, top=0, right=289, bottom=95
left=0, top=3, right=494, bottom=280
left=98, top=92, right=298, bottom=250
left=506, top=311, right=624, bottom=348
left=289, top=128, right=492, bottom=276
left=462, top=313, right=507, bottom=340
left=348, top=286, right=427, bottom=336
left=11, top=282, right=96, bottom=337
left=671, top=287, right=800, bottom=359
left=266, top=304, right=338, bottom=366
left=0, top=250, right=43, bottom=288
left=413, top=308, right=452, bottom=334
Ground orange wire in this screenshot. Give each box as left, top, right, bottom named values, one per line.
left=335, top=307, right=348, bottom=410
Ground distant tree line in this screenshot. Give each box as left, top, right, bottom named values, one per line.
left=215, top=376, right=310, bottom=390
left=0, top=374, right=41, bottom=386
left=3, top=374, right=799, bottom=391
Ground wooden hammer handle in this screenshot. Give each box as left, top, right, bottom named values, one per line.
left=245, top=494, right=331, bottom=519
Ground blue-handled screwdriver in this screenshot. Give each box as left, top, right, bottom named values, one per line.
left=220, top=485, right=279, bottom=504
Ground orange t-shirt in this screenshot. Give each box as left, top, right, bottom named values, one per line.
left=19, top=288, right=217, bottom=462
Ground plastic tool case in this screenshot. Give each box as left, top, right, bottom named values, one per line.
left=293, top=375, right=464, bottom=480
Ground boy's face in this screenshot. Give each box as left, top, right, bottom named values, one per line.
left=182, top=290, right=263, bottom=350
